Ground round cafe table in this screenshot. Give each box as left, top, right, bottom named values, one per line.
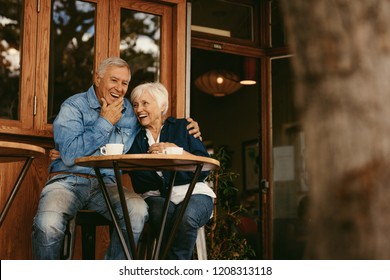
left=0, top=141, right=46, bottom=227
left=75, top=153, right=219, bottom=260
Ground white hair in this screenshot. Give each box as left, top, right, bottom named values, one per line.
left=130, top=82, right=169, bottom=116
left=96, top=57, right=130, bottom=78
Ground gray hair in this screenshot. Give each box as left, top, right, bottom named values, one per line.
left=130, top=82, right=169, bottom=116
left=96, top=57, right=131, bottom=78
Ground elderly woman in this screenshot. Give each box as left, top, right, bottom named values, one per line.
left=128, top=82, right=215, bottom=260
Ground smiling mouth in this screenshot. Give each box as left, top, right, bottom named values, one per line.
left=110, top=92, right=120, bottom=98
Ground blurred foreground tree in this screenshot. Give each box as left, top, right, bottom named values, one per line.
left=280, top=0, right=390, bottom=259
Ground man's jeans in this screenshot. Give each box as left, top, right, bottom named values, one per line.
left=145, top=194, right=213, bottom=260
left=32, top=174, right=148, bottom=259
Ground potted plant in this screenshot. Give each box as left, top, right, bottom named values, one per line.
left=203, top=146, right=255, bottom=260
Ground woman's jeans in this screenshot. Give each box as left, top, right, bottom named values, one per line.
left=145, top=194, right=213, bottom=260
left=32, top=174, right=148, bottom=260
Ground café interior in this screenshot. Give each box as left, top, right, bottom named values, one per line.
left=0, top=0, right=306, bottom=260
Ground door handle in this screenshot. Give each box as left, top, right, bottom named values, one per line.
left=261, top=179, right=269, bottom=194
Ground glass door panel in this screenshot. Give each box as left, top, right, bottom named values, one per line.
left=271, top=56, right=309, bottom=259
left=110, top=0, right=184, bottom=117
left=188, top=0, right=259, bottom=47
left=47, top=0, right=96, bottom=123
left=119, top=8, right=161, bottom=92
left=0, top=0, right=24, bottom=120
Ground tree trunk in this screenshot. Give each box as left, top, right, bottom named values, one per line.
left=280, top=0, right=390, bottom=259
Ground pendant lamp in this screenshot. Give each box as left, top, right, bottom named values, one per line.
left=195, top=70, right=242, bottom=97
left=240, top=57, right=257, bottom=85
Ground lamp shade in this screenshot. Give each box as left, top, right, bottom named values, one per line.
left=240, top=57, right=257, bottom=85
left=195, top=70, right=242, bottom=97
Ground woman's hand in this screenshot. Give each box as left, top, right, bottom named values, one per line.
left=148, top=142, right=177, bottom=154
left=49, top=149, right=60, bottom=161
left=186, top=117, right=202, bottom=141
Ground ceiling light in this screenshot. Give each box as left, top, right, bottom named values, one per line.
left=195, top=70, right=242, bottom=97
left=240, top=57, right=257, bottom=85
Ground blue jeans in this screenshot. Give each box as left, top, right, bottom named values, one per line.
left=145, top=194, right=213, bottom=260
left=32, top=174, right=148, bottom=260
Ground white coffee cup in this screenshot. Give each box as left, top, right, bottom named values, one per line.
left=100, top=143, right=124, bottom=155
left=163, top=147, right=183, bottom=155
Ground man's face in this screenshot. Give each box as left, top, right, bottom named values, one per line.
left=95, top=65, right=130, bottom=105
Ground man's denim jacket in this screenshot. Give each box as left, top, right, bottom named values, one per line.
left=50, top=85, right=140, bottom=177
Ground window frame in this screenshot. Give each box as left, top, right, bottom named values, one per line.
left=0, top=0, right=186, bottom=138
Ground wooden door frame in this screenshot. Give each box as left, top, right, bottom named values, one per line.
left=108, top=0, right=187, bottom=118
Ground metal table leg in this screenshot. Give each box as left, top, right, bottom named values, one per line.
left=112, top=161, right=137, bottom=258
left=94, top=167, right=132, bottom=260
left=0, top=156, right=34, bottom=227
left=153, top=171, right=177, bottom=260
left=159, top=164, right=203, bottom=259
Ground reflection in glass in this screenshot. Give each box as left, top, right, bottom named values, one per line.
left=271, top=57, right=308, bottom=260
left=189, top=0, right=253, bottom=41
left=48, top=0, right=96, bottom=123
left=120, top=9, right=161, bottom=93
left=270, top=0, right=286, bottom=48
left=0, top=0, right=23, bottom=120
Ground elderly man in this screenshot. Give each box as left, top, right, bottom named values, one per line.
left=32, top=57, right=200, bottom=259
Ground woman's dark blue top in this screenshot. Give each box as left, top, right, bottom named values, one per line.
left=127, top=117, right=210, bottom=194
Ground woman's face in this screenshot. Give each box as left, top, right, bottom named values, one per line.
left=132, top=91, right=164, bottom=129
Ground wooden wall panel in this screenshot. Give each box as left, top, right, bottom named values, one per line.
left=0, top=155, right=49, bottom=259
left=1, top=154, right=116, bottom=260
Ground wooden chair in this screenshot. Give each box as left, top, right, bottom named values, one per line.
left=61, top=210, right=113, bottom=260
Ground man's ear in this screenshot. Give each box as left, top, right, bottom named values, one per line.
left=94, top=73, right=101, bottom=87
